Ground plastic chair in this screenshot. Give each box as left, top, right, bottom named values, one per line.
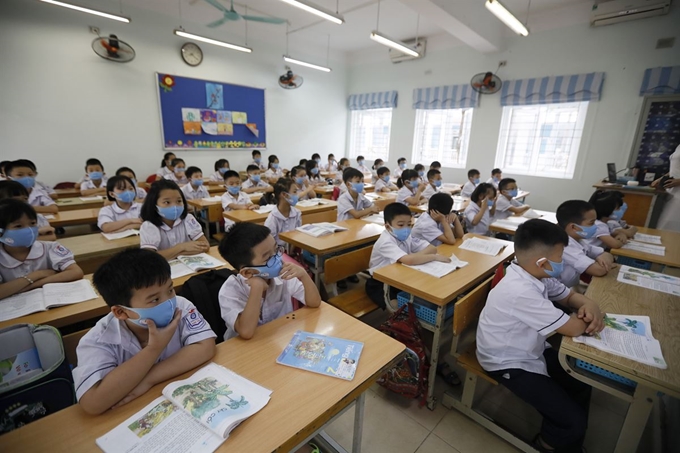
left=146, top=174, right=158, bottom=183
left=53, top=182, right=75, bottom=189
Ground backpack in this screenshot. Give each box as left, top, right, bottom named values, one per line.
left=179, top=268, right=236, bottom=343
left=0, top=324, right=75, bottom=435
left=376, top=303, right=430, bottom=406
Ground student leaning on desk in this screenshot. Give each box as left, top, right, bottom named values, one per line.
left=0, top=181, right=56, bottom=241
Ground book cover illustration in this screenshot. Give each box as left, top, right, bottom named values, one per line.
left=171, top=377, right=250, bottom=430
left=128, top=400, right=176, bottom=438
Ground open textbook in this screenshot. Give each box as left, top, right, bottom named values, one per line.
left=617, top=265, right=680, bottom=296
left=633, top=233, right=662, bottom=244
left=297, top=199, right=330, bottom=207
left=0, top=280, right=98, bottom=322
left=101, top=229, right=140, bottom=241
left=96, top=363, right=271, bottom=453
left=459, top=237, right=506, bottom=256
left=170, top=253, right=226, bottom=279
left=573, top=314, right=667, bottom=369
left=296, top=222, right=348, bottom=237
left=254, top=204, right=276, bottom=214
left=405, top=254, right=469, bottom=278
left=621, top=241, right=666, bottom=256
left=361, top=213, right=385, bottom=225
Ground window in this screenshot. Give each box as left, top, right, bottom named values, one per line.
left=348, top=108, right=392, bottom=161
left=412, top=108, right=473, bottom=168
left=495, top=101, right=588, bottom=179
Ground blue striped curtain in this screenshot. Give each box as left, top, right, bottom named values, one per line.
left=347, top=91, right=398, bottom=110
left=639, top=66, right=680, bottom=96
left=500, top=72, right=605, bottom=106
left=412, top=84, right=477, bottom=109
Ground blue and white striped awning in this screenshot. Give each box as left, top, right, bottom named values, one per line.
left=347, top=91, right=398, bottom=110
left=640, top=66, right=680, bottom=96
left=412, top=84, right=477, bottom=109
left=500, top=72, right=605, bottom=106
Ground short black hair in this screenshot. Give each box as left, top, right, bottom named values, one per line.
left=218, top=222, right=272, bottom=270
left=498, top=178, right=516, bottom=192
left=0, top=180, right=29, bottom=199
left=373, top=159, right=384, bottom=169
left=428, top=192, right=453, bottom=214
left=170, top=158, right=185, bottom=167
left=414, top=163, right=425, bottom=172
left=115, top=167, right=136, bottom=179
left=0, top=161, right=11, bottom=175
left=105, top=175, right=134, bottom=201
left=0, top=198, right=37, bottom=230
left=591, top=193, right=618, bottom=219
left=339, top=157, right=349, bottom=167
left=470, top=183, right=496, bottom=203
left=85, top=158, right=103, bottom=170
left=223, top=170, right=240, bottom=181
left=491, top=168, right=502, bottom=176
left=299, top=158, right=308, bottom=166
left=556, top=200, right=595, bottom=228
left=384, top=202, right=412, bottom=224
left=140, top=179, right=188, bottom=226
left=357, top=155, right=365, bottom=161
left=246, top=164, right=260, bottom=173
left=311, top=153, right=321, bottom=160
left=397, top=169, right=418, bottom=188
left=185, top=166, right=202, bottom=179
left=467, top=168, right=480, bottom=178
left=252, top=150, right=261, bottom=157
left=93, top=249, right=171, bottom=308
left=291, top=165, right=305, bottom=177
left=514, top=219, right=568, bottom=256
left=397, top=157, right=406, bottom=164
left=328, top=153, right=335, bottom=158
left=427, top=169, right=440, bottom=180
left=377, top=166, right=390, bottom=177
left=214, top=159, right=229, bottom=171
left=273, top=177, right=294, bottom=203
left=343, top=167, right=363, bottom=183
left=5, top=160, right=36, bottom=176
left=430, top=161, right=441, bottom=169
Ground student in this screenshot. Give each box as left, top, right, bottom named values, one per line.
left=178, top=167, right=208, bottom=201
left=241, top=165, right=273, bottom=194
left=477, top=219, right=603, bottom=453
left=209, top=159, right=230, bottom=184
left=73, top=249, right=216, bottom=415
left=251, top=150, right=266, bottom=171
left=371, top=159, right=385, bottom=183
left=461, top=169, right=481, bottom=198
left=374, top=167, right=398, bottom=192
left=415, top=164, right=427, bottom=183
left=337, top=168, right=379, bottom=222
left=140, top=179, right=209, bottom=260
left=556, top=200, right=616, bottom=288
left=217, top=222, right=321, bottom=340
left=0, top=199, right=83, bottom=300
left=163, top=158, right=188, bottom=186
left=298, top=158, right=308, bottom=167
left=264, top=155, right=284, bottom=184
left=305, top=160, right=323, bottom=186
left=5, top=160, right=58, bottom=214
left=291, top=166, right=315, bottom=200
left=80, top=158, right=108, bottom=196
left=156, top=152, right=176, bottom=179
left=222, top=170, right=258, bottom=212
left=311, top=153, right=321, bottom=164
left=98, top=176, right=143, bottom=233
left=412, top=193, right=464, bottom=246
left=396, top=169, right=426, bottom=206
left=587, top=194, right=628, bottom=249
left=0, top=161, right=9, bottom=180
left=464, top=183, right=496, bottom=236
left=366, top=203, right=450, bottom=309
left=494, top=178, right=531, bottom=220
left=486, top=168, right=502, bottom=189
left=394, top=157, right=407, bottom=178
left=335, top=158, right=350, bottom=185
left=321, top=153, right=338, bottom=172
left=0, top=181, right=55, bottom=241
left=116, top=167, right=147, bottom=200
left=590, top=190, right=637, bottom=239
left=264, top=178, right=302, bottom=247
left=22, top=160, right=57, bottom=200
left=430, top=161, right=442, bottom=171
left=422, top=169, right=443, bottom=200
left=356, top=155, right=371, bottom=174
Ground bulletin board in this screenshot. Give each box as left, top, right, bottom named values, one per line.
left=156, top=73, right=267, bottom=150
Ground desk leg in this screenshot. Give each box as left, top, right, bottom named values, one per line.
left=426, top=303, right=447, bottom=410
left=314, top=254, right=322, bottom=288
left=198, top=207, right=210, bottom=239
left=614, top=385, right=656, bottom=453
left=352, top=392, right=365, bottom=453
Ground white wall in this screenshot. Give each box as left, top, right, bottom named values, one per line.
left=0, top=0, right=348, bottom=185
left=347, top=7, right=680, bottom=211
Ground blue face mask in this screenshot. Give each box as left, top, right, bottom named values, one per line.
left=506, top=188, right=518, bottom=198
left=251, top=174, right=261, bottom=183
left=192, top=179, right=203, bottom=187
left=487, top=199, right=495, bottom=207
left=390, top=226, right=412, bottom=242
left=314, top=158, right=320, bottom=163
left=351, top=182, right=365, bottom=193
left=407, top=180, right=418, bottom=189
left=538, top=258, right=564, bottom=279
left=14, top=176, right=35, bottom=189
left=418, top=170, right=425, bottom=177
left=271, top=163, right=279, bottom=169
left=0, top=226, right=39, bottom=248
left=157, top=205, right=184, bottom=221
left=89, top=171, right=103, bottom=180
left=358, top=160, right=364, bottom=166
left=311, top=167, right=319, bottom=175
left=247, top=253, right=283, bottom=279
left=434, top=180, right=442, bottom=188
left=116, top=190, right=136, bottom=204
left=126, top=296, right=177, bottom=328
left=621, top=202, right=628, bottom=212
left=473, top=178, right=480, bottom=185
left=295, top=177, right=305, bottom=185
left=575, top=223, right=598, bottom=239
left=399, top=163, right=407, bottom=169
left=219, top=167, right=229, bottom=175
left=493, top=176, right=500, bottom=183
left=286, top=193, right=299, bottom=206
left=610, top=208, right=624, bottom=220
left=227, top=185, right=241, bottom=195
left=382, top=175, right=390, bottom=182
left=254, top=157, right=261, bottom=163
left=174, top=167, right=185, bottom=175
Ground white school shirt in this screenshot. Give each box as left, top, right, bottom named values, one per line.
left=559, top=236, right=604, bottom=288
left=219, top=274, right=305, bottom=340
left=36, top=181, right=56, bottom=195
left=241, top=179, right=271, bottom=191
left=0, top=241, right=75, bottom=283
left=221, top=191, right=251, bottom=211
left=486, top=177, right=499, bottom=189
left=264, top=168, right=284, bottom=180
left=81, top=176, right=109, bottom=191
left=374, top=178, right=397, bottom=192
left=294, top=182, right=312, bottom=201
left=412, top=213, right=446, bottom=246
left=156, top=166, right=173, bottom=178
left=209, top=170, right=227, bottom=182
left=37, top=214, right=50, bottom=228
left=139, top=214, right=204, bottom=251
left=180, top=183, right=209, bottom=200
left=583, top=220, right=612, bottom=249
left=164, top=172, right=188, bottom=186
left=135, top=187, right=147, bottom=200
left=27, top=188, right=56, bottom=207
left=460, top=181, right=477, bottom=198
left=607, top=219, right=628, bottom=233
left=72, top=296, right=216, bottom=400
left=264, top=206, right=302, bottom=247
left=494, top=196, right=522, bottom=221
left=337, top=191, right=373, bottom=222
left=321, top=161, right=338, bottom=172
left=97, top=202, right=142, bottom=229
left=396, top=186, right=415, bottom=205
left=368, top=230, right=429, bottom=274
left=393, top=167, right=404, bottom=178
left=476, top=263, right=570, bottom=376
left=357, top=163, right=371, bottom=174
left=250, top=160, right=266, bottom=171
left=422, top=183, right=441, bottom=200
left=464, top=202, right=491, bottom=236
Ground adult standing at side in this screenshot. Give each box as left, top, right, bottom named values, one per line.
left=653, top=144, right=680, bottom=231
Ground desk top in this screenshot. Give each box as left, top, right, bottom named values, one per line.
left=186, top=192, right=261, bottom=208
left=372, top=234, right=515, bottom=306
left=50, top=208, right=101, bottom=227
left=56, top=197, right=105, bottom=211
left=611, top=227, right=680, bottom=268
left=1, top=303, right=404, bottom=453
left=411, top=196, right=469, bottom=214
left=59, top=233, right=140, bottom=260
left=223, top=201, right=338, bottom=224
left=280, top=219, right=384, bottom=255
left=561, top=270, right=680, bottom=398
left=592, top=182, right=661, bottom=196
left=54, top=188, right=81, bottom=199
left=489, top=210, right=557, bottom=235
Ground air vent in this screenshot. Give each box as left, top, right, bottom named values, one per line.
left=656, top=37, right=675, bottom=49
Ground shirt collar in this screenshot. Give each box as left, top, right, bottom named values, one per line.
left=0, top=241, right=45, bottom=268
left=98, top=314, right=142, bottom=353
left=160, top=218, right=183, bottom=230
left=508, top=261, right=545, bottom=293
left=272, top=206, right=297, bottom=221
left=112, top=201, right=135, bottom=214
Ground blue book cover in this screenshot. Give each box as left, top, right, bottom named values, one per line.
left=276, top=331, right=364, bottom=380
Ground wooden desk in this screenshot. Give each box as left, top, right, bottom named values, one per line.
left=224, top=201, right=338, bottom=226
left=56, top=197, right=106, bottom=212
left=207, top=186, right=225, bottom=195
left=559, top=270, right=680, bottom=453
left=365, top=192, right=397, bottom=211
left=314, top=185, right=335, bottom=199
left=373, top=234, right=515, bottom=409
left=187, top=193, right=261, bottom=238
left=411, top=196, right=469, bottom=214
left=610, top=226, right=680, bottom=269
left=514, top=190, right=530, bottom=201
left=59, top=233, right=140, bottom=274
left=489, top=210, right=557, bottom=236
left=592, top=183, right=665, bottom=227
left=54, top=188, right=81, bottom=199
left=50, top=208, right=100, bottom=228
left=1, top=303, right=404, bottom=453
left=441, top=183, right=462, bottom=194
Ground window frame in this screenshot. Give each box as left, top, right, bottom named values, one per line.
left=347, top=108, right=393, bottom=162
left=411, top=108, right=474, bottom=169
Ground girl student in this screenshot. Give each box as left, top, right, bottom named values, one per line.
left=139, top=179, right=209, bottom=260
left=264, top=178, right=302, bottom=247
left=97, top=176, right=143, bottom=233
left=464, top=183, right=497, bottom=236
left=156, top=152, right=176, bottom=179
left=590, top=190, right=637, bottom=239
left=396, top=169, right=427, bottom=206
left=0, top=199, right=84, bottom=300
left=115, top=167, right=147, bottom=200
left=209, top=159, right=230, bottom=184
left=586, top=192, right=628, bottom=249
left=371, top=158, right=385, bottom=183
left=305, top=160, right=324, bottom=186
left=0, top=181, right=56, bottom=241
left=264, top=155, right=284, bottom=184
left=291, top=166, right=316, bottom=200
left=163, top=158, right=188, bottom=186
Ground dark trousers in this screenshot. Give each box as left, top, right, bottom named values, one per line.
left=489, top=348, right=591, bottom=453
left=365, top=277, right=399, bottom=310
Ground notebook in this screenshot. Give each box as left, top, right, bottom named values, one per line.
left=169, top=253, right=227, bottom=279
left=295, top=223, right=348, bottom=237
left=0, top=280, right=98, bottom=322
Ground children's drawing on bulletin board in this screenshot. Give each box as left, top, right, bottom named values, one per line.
left=156, top=73, right=266, bottom=150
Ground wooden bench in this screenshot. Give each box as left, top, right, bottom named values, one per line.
left=323, top=246, right=378, bottom=318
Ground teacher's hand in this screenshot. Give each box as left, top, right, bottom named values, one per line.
left=663, top=178, right=680, bottom=189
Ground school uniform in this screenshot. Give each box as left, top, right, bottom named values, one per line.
left=135, top=187, right=147, bottom=200
left=371, top=169, right=380, bottom=184
left=374, top=179, right=397, bottom=192
left=464, top=202, right=491, bottom=236
left=241, top=179, right=271, bottom=191
left=477, top=262, right=590, bottom=450
left=294, top=183, right=312, bottom=201
left=412, top=213, right=446, bottom=246
left=357, top=163, right=371, bottom=174
left=27, top=188, right=56, bottom=208
left=72, top=296, right=216, bottom=400
left=0, top=241, right=75, bottom=283
left=164, top=172, right=188, bottom=186
left=180, top=183, right=209, bottom=200
left=156, top=166, right=173, bottom=178
left=221, top=191, right=251, bottom=211
left=219, top=274, right=305, bottom=340
left=264, top=206, right=301, bottom=247
left=393, top=167, right=404, bottom=178
left=209, top=170, right=227, bottom=182
left=486, top=177, right=499, bottom=189
left=36, top=181, right=56, bottom=195
left=81, top=177, right=109, bottom=191
left=37, top=214, right=50, bottom=228
left=321, top=161, right=338, bottom=172
left=606, top=219, right=628, bottom=234
left=337, top=191, right=373, bottom=222
left=97, top=202, right=142, bottom=229
left=494, top=195, right=523, bottom=221
left=559, top=236, right=604, bottom=288
left=584, top=220, right=612, bottom=249
left=460, top=180, right=477, bottom=198
left=250, top=160, right=266, bottom=171
left=422, top=183, right=441, bottom=200
left=396, top=186, right=415, bottom=205
left=264, top=168, right=284, bottom=181
left=139, top=214, right=203, bottom=251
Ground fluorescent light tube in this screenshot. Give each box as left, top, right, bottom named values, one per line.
left=485, top=0, right=529, bottom=36
left=174, top=30, right=252, bottom=53
left=40, top=0, right=130, bottom=23
left=279, top=0, right=344, bottom=25
left=283, top=55, right=331, bottom=72
left=369, top=31, right=419, bottom=58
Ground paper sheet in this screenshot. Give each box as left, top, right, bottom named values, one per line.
left=622, top=241, right=666, bottom=256
left=633, top=233, right=662, bottom=244
left=204, top=196, right=222, bottom=202
left=297, top=199, right=323, bottom=207
left=101, top=230, right=140, bottom=240
left=43, top=280, right=98, bottom=307
left=254, top=205, right=276, bottom=214
left=458, top=237, right=505, bottom=256
left=617, top=265, right=680, bottom=296
left=0, top=290, right=45, bottom=322
left=43, top=215, right=56, bottom=220
left=361, top=213, right=385, bottom=225
left=404, top=254, right=468, bottom=278
left=79, top=196, right=104, bottom=201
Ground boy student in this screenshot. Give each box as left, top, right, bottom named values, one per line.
left=366, top=203, right=451, bottom=309
left=494, top=178, right=531, bottom=220
left=116, top=167, right=146, bottom=200
left=394, top=157, right=407, bottom=178
left=477, top=219, right=604, bottom=453
left=98, top=176, right=142, bottom=233
left=179, top=166, right=209, bottom=201
left=73, top=249, right=216, bottom=414
left=356, top=156, right=371, bottom=174
left=80, top=158, right=108, bottom=196
left=337, top=168, right=380, bottom=222
left=556, top=200, right=616, bottom=288
left=241, top=165, right=273, bottom=194
left=5, top=160, right=58, bottom=214
left=487, top=168, right=502, bottom=189
left=429, top=161, right=441, bottom=171
left=374, top=167, right=398, bottom=192
left=209, top=159, right=230, bottom=184
left=0, top=161, right=9, bottom=180
left=461, top=169, right=480, bottom=198
left=321, top=153, right=338, bottom=172
left=217, top=222, right=322, bottom=340
left=415, top=163, right=427, bottom=183
left=0, top=181, right=56, bottom=241
left=222, top=170, right=258, bottom=212
left=251, top=150, right=266, bottom=171
left=412, top=193, right=464, bottom=246
left=21, top=160, right=57, bottom=200
left=422, top=169, right=443, bottom=200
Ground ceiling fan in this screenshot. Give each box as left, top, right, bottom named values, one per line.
left=196, top=0, right=287, bottom=27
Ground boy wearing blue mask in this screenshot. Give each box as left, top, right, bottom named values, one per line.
left=73, top=249, right=216, bottom=415
left=461, top=169, right=481, bottom=198
left=495, top=178, right=531, bottom=220
left=5, top=160, right=58, bottom=214
left=80, top=158, right=108, bottom=196
left=337, top=168, right=379, bottom=222
left=98, top=175, right=143, bottom=233
left=222, top=170, right=259, bottom=212
left=241, top=165, right=273, bottom=194
left=251, top=150, right=266, bottom=171
left=556, top=200, right=615, bottom=288
left=374, top=167, right=398, bottom=192
left=477, top=219, right=603, bottom=453
left=356, top=155, right=371, bottom=175
left=422, top=169, right=443, bottom=200
left=394, top=157, right=408, bottom=178
left=486, top=168, right=502, bottom=189
left=180, top=166, right=209, bottom=200
left=396, top=169, right=426, bottom=206
left=217, top=222, right=321, bottom=340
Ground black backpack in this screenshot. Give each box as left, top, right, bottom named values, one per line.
left=179, top=268, right=235, bottom=343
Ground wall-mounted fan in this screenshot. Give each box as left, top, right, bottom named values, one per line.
left=470, top=71, right=502, bottom=94
left=279, top=69, right=303, bottom=90
left=197, top=0, right=286, bottom=27
left=92, top=34, right=135, bottom=63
